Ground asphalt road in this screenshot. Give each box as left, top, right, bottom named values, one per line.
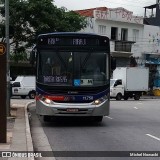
left=29, top=99, right=160, bottom=160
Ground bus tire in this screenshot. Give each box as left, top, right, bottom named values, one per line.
left=94, top=116, right=103, bottom=122
left=116, top=93, right=122, bottom=100
left=43, top=116, right=51, bottom=122
left=28, top=91, right=36, bottom=99
left=21, top=95, right=26, bottom=99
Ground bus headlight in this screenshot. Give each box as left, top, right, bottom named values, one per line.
left=92, top=95, right=108, bottom=105
left=93, top=99, right=101, bottom=105
left=38, top=95, right=53, bottom=105
left=37, top=95, right=65, bottom=105
left=44, top=98, right=52, bottom=104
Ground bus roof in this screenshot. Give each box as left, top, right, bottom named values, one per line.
left=38, top=32, right=108, bottom=38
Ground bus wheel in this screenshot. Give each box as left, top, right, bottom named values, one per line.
left=21, top=95, right=26, bottom=99
left=43, top=116, right=51, bottom=122
left=29, top=91, right=36, bottom=99
left=94, top=116, right=103, bottom=122
left=116, top=93, right=122, bottom=100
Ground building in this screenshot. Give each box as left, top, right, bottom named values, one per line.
left=76, top=7, right=144, bottom=67
left=76, top=2, right=160, bottom=90
left=143, top=0, right=160, bottom=89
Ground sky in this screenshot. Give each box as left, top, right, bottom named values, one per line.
left=53, top=0, right=156, bottom=16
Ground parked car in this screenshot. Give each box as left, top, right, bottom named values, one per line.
left=11, top=76, right=36, bottom=99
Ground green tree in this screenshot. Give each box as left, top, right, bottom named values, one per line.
left=0, top=0, right=86, bottom=57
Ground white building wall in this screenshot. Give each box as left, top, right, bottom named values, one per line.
left=95, top=20, right=144, bottom=57
left=78, top=7, right=159, bottom=70
left=142, top=25, right=160, bottom=55
left=80, top=17, right=95, bottom=33
left=94, top=19, right=144, bottom=40
left=88, top=8, right=160, bottom=61
left=94, top=8, right=143, bottom=24
left=79, top=7, right=146, bottom=63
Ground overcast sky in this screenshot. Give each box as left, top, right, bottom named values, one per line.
left=53, top=0, right=156, bottom=16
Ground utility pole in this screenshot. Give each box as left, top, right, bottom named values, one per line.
left=0, top=43, right=7, bottom=143
left=5, top=0, right=10, bottom=116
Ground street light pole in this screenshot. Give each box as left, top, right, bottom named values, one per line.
left=5, top=0, right=10, bottom=116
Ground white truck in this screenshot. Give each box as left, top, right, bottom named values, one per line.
left=110, top=67, right=149, bottom=100
left=11, top=76, right=36, bottom=99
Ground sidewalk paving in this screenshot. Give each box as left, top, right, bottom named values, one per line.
left=0, top=101, right=34, bottom=160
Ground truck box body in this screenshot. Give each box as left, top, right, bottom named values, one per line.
left=113, top=67, right=149, bottom=91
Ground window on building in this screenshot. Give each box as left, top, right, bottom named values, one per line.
left=121, top=28, right=128, bottom=41
left=98, top=25, right=106, bottom=35
left=133, top=29, right=139, bottom=42
left=111, top=27, right=118, bottom=40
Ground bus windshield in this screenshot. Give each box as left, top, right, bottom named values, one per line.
left=37, top=50, right=109, bottom=87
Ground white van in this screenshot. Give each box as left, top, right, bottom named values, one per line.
left=11, top=76, right=36, bottom=99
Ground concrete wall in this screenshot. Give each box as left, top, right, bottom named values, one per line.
left=142, top=25, right=160, bottom=55
left=93, top=8, right=143, bottom=25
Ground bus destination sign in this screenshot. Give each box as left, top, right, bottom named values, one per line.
left=38, top=37, right=108, bottom=46
left=48, top=38, right=87, bottom=45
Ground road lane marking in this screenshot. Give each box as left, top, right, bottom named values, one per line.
left=105, top=116, right=113, bottom=119
left=134, top=107, right=138, bottom=109
left=146, top=134, right=160, bottom=142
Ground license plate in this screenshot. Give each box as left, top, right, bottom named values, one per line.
left=66, top=108, right=78, bottom=112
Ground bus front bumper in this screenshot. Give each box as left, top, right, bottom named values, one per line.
left=36, top=100, right=109, bottom=117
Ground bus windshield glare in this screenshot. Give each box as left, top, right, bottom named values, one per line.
left=37, top=50, right=109, bottom=87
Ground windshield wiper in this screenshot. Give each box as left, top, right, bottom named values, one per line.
left=56, top=52, right=67, bottom=69
left=81, top=52, right=91, bottom=70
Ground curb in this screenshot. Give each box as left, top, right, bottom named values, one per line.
left=141, top=96, right=160, bottom=99
left=24, top=101, right=35, bottom=160
left=28, top=103, right=55, bottom=160
left=9, top=101, right=35, bottom=160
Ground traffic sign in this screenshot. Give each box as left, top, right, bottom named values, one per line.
left=0, top=43, right=6, bottom=55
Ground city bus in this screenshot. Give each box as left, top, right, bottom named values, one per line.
left=30, top=32, right=115, bottom=122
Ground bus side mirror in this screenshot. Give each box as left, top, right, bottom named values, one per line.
left=111, top=57, right=116, bottom=70
left=30, top=50, right=35, bottom=65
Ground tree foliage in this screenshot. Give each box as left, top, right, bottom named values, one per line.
left=0, top=0, right=86, bottom=54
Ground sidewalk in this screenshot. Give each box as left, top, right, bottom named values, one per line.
left=141, top=95, right=160, bottom=99
left=0, top=101, right=35, bottom=160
